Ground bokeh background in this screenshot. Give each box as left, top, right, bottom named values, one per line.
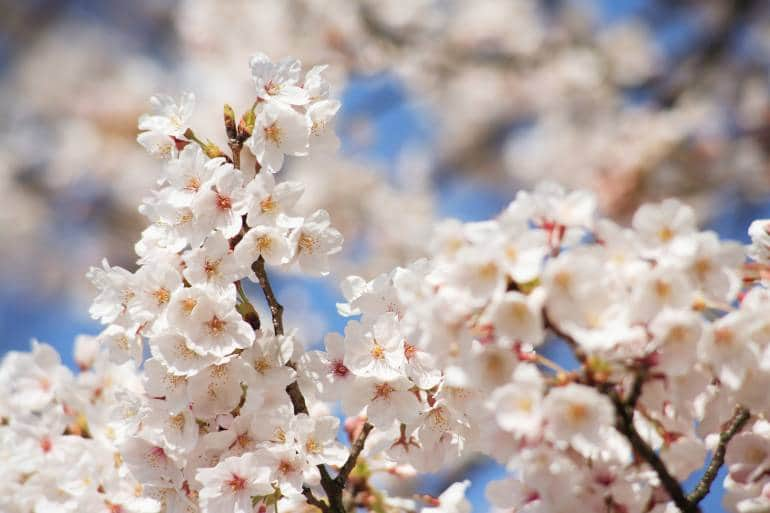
left=3, top=0, right=770, bottom=510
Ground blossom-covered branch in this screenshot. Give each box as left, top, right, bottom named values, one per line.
left=7, top=49, right=770, bottom=513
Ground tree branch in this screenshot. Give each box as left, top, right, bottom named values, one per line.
left=625, top=367, right=647, bottom=410
left=303, top=486, right=330, bottom=513
left=336, top=422, right=374, bottom=486
left=687, top=405, right=751, bottom=505
left=605, top=387, right=695, bottom=513
left=252, top=256, right=284, bottom=336
left=249, top=257, right=375, bottom=513
left=285, top=379, right=309, bottom=415
left=549, top=308, right=694, bottom=508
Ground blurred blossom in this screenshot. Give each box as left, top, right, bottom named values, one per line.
left=2, top=0, right=770, bottom=310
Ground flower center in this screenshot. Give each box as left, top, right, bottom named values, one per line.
left=265, top=123, right=282, bottom=144
left=373, top=382, right=395, bottom=400
left=216, top=193, right=232, bottom=211
left=516, top=397, right=533, bottom=413
left=306, top=438, right=321, bottom=454
left=298, top=233, right=316, bottom=253
left=264, top=81, right=280, bottom=96
left=204, top=259, right=220, bottom=277
left=714, top=327, right=735, bottom=346
left=331, top=360, right=349, bottom=377
left=236, top=433, right=252, bottom=448
left=567, top=403, right=588, bottom=424
left=658, top=226, right=674, bottom=243
left=654, top=279, right=671, bottom=299
left=277, top=459, right=296, bottom=476
left=256, top=235, right=273, bottom=253
left=206, top=315, right=226, bottom=335
left=40, top=436, right=52, bottom=453
left=260, top=196, right=277, bottom=213
left=185, top=177, right=201, bottom=192
left=181, top=297, right=197, bottom=314
left=370, top=342, right=385, bottom=361
left=170, top=412, right=185, bottom=430
left=153, top=287, right=171, bottom=305
left=254, top=357, right=271, bottom=374
left=226, top=473, right=247, bottom=491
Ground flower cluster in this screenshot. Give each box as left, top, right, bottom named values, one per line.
left=5, top=52, right=770, bottom=513
left=298, top=182, right=770, bottom=513
left=0, top=337, right=152, bottom=513
left=88, top=55, right=349, bottom=513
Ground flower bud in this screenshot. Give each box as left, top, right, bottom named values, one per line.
left=203, top=140, right=226, bottom=159
left=237, top=109, right=256, bottom=143
left=224, top=104, right=237, bottom=141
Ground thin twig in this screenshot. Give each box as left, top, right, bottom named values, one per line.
left=234, top=281, right=260, bottom=331
left=687, top=405, right=751, bottom=505
left=605, top=387, right=695, bottom=513
left=303, top=486, right=329, bottom=513
left=625, top=368, right=647, bottom=410
left=252, top=256, right=284, bottom=336
left=250, top=258, right=309, bottom=417
left=548, top=309, right=689, bottom=508
left=229, top=141, right=242, bottom=170
left=250, top=256, right=376, bottom=513
left=336, top=423, right=374, bottom=485
left=285, top=380, right=309, bottom=415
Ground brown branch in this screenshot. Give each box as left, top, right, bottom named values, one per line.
left=557, top=316, right=747, bottom=512
left=554, top=325, right=693, bottom=511
left=286, top=379, right=309, bottom=415
left=303, top=486, right=329, bottom=513
left=249, top=251, right=380, bottom=512
left=687, top=405, right=751, bottom=506
left=252, top=256, right=284, bottom=336
left=336, top=422, right=374, bottom=486
left=605, top=387, right=696, bottom=513
left=250, top=256, right=374, bottom=513
left=314, top=422, right=375, bottom=513
left=229, top=142, right=242, bottom=170
left=625, top=367, right=647, bottom=410
left=249, top=256, right=307, bottom=418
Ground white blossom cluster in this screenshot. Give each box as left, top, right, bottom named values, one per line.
left=5, top=52, right=770, bottom=513
left=85, top=55, right=350, bottom=513
left=0, top=337, right=151, bottom=513
left=297, top=181, right=770, bottom=513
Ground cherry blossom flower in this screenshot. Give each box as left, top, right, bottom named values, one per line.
left=196, top=454, right=273, bottom=513
left=183, top=231, right=241, bottom=289
left=247, top=101, right=310, bottom=172
left=284, top=210, right=343, bottom=275
left=343, top=376, right=421, bottom=428
left=137, top=92, right=194, bottom=158
left=233, top=224, right=293, bottom=268
left=193, top=163, right=248, bottom=239
left=244, top=171, right=304, bottom=227
left=250, top=53, right=309, bottom=106
left=542, top=384, right=616, bottom=458
left=183, top=290, right=254, bottom=357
